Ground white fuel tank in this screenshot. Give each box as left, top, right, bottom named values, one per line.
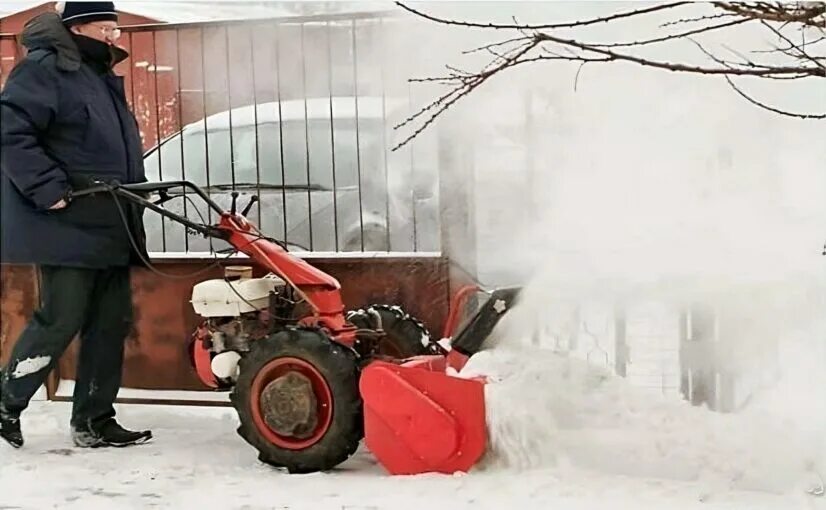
left=191, top=274, right=286, bottom=317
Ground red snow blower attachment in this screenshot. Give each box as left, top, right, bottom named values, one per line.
left=360, top=287, right=520, bottom=475
left=70, top=180, right=519, bottom=476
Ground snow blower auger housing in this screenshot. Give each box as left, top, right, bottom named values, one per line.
left=359, top=286, right=521, bottom=475
left=70, top=180, right=518, bottom=475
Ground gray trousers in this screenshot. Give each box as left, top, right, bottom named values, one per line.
left=1, top=265, right=132, bottom=431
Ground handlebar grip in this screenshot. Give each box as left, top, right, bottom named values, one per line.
left=68, top=183, right=113, bottom=199
left=241, top=195, right=259, bottom=216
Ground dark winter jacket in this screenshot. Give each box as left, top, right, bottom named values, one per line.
left=0, top=12, right=148, bottom=268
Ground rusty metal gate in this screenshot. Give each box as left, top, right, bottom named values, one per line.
left=117, top=12, right=441, bottom=256
left=2, top=12, right=443, bottom=255
left=0, top=11, right=469, bottom=402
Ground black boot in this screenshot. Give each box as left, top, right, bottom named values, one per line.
left=0, top=407, right=23, bottom=449
left=72, top=419, right=152, bottom=448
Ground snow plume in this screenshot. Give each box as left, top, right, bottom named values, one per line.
left=457, top=73, right=826, bottom=490
left=388, top=1, right=826, bottom=497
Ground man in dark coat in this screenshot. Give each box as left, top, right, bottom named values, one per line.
left=0, top=2, right=152, bottom=448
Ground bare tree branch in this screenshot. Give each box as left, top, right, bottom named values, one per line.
left=662, top=11, right=737, bottom=27
left=391, top=1, right=826, bottom=150
left=591, top=17, right=752, bottom=48
left=395, top=1, right=692, bottom=31
left=724, top=75, right=826, bottom=118
left=759, top=19, right=826, bottom=68
left=531, top=30, right=824, bottom=76
left=714, top=2, right=826, bottom=27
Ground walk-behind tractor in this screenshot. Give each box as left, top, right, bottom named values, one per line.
left=71, top=180, right=520, bottom=475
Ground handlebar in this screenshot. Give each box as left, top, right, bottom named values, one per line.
left=69, top=180, right=229, bottom=240
left=70, top=180, right=226, bottom=215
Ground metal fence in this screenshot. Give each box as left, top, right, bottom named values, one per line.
left=542, top=301, right=781, bottom=413
left=120, top=13, right=441, bottom=255
left=1, top=12, right=443, bottom=255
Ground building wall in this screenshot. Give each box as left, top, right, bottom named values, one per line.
left=0, top=3, right=159, bottom=89
left=0, top=2, right=157, bottom=33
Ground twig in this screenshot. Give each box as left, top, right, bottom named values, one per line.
left=391, top=40, right=542, bottom=149
left=724, top=75, right=826, bottom=119
left=462, top=36, right=531, bottom=55
left=760, top=19, right=826, bottom=69
left=532, top=31, right=825, bottom=76
left=713, top=2, right=826, bottom=27
left=393, top=53, right=611, bottom=150
left=690, top=38, right=738, bottom=69
left=662, top=11, right=736, bottom=27
left=574, top=61, right=587, bottom=91
left=395, top=1, right=826, bottom=146
left=592, top=17, right=751, bottom=48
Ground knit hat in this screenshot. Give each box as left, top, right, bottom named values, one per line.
left=58, top=2, right=118, bottom=26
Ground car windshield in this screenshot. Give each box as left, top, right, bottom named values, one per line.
left=144, top=118, right=385, bottom=190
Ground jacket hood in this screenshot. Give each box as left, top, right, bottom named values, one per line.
left=20, top=12, right=128, bottom=72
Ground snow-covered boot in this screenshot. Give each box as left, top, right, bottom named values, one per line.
left=0, top=406, right=23, bottom=449
left=72, top=419, right=152, bottom=448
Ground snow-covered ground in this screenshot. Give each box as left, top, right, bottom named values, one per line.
left=2, top=372, right=823, bottom=510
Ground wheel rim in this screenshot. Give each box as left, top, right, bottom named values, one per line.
left=249, top=357, right=333, bottom=450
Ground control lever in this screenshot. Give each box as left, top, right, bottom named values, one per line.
left=241, top=195, right=259, bottom=217
left=230, top=191, right=239, bottom=215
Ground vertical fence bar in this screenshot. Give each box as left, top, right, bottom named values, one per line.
left=614, top=308, right=628, bottom=377
left=224, top=25, right=236, bottom=188
left=408, top=81, right=418, bottom=252
left=273, top=25, right=288, bottom=243
left=249, top=24, right=262, bottom=227
left=128, top=32, right=137, bottom=116
left=199, top=27, right=213, bottom=227
left=175, top=28, right=189, bottom=252
left=351, top=19, right=365, bottom=251
left=300, top=22, right=314, bottom=251
left=151, top=30, right=166, bottom=252
left=378, top=18, right=391, bottom=252
left=326, top=21, right=340, bottom=252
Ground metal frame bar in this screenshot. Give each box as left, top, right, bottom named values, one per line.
left=326, top=21, right=340, bottom=251
left=174, top=28, right=190, bottom=251
left=273, top=24, right=288, bottom=243
left=300, top=23, right=314, bottom=251
left=150, top=30, right=167, bottom=251
left=248, top=26, right=263, bottom=227
left=224, top=24, right=236, bottom=188
left=351, top=19, right=365, bottom=251
left=198, top=26, right=213, bottom=226
left=379, top=17, right=392, bottom=252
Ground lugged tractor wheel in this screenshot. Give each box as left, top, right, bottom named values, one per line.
left=347, top=305, right=441, bottom=360
left=230, top=328, right=362, bottom=473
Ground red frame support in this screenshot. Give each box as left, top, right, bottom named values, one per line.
left=218, top=213, right=357, bottom=346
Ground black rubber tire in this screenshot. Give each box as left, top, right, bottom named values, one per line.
left=230, top=328, right=362, bottom=473
left=347, top=305, right=438, bottom=359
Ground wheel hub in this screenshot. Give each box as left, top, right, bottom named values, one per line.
left=259, top=371, right=318, bottom=439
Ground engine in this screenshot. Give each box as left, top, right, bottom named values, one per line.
left=189, top=271, right=287, bottom=386
left=191, top=272, right=286, bottom=318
